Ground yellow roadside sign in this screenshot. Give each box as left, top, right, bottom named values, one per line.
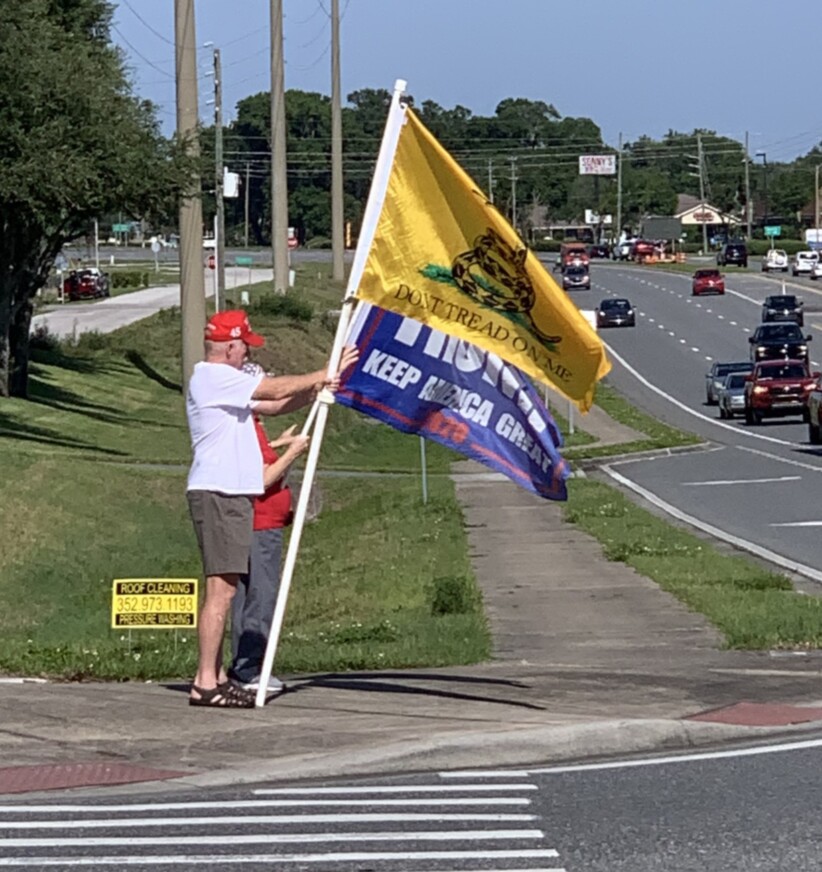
left=111, top=579, right=198, bottom=629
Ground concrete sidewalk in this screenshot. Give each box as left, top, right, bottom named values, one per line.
left=4, top=404, right=822, bottom=798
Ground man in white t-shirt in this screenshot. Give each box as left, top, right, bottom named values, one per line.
left=186, top=309, right=357, bottom=708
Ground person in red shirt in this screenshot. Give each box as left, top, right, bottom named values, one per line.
left=227, top=414, right=309, bottom=693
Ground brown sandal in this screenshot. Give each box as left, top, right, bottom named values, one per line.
left=189, top=682, right=255, bottom=708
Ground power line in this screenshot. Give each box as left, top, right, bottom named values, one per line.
left=121, top=0, right=175, bottom=46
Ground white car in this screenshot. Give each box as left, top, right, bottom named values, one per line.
left=761, top=249, right=789, bottom=272
left=792, top=250, right=819, bottom=277
left=811, top=260, right=822, bottom=280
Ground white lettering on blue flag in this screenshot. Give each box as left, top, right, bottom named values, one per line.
left=340, top=304, right=568, bottom=500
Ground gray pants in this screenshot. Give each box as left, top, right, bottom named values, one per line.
left=229, top=527, right=283, bottom=684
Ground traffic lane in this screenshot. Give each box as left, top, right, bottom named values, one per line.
left=602, top=444, right=822, bottom=576
left=533, top=741, right=822, bottom=871
left=589, top=268, right=818, bottom=445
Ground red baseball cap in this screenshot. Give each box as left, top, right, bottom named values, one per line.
left=204, top=310, right=265, bottom=347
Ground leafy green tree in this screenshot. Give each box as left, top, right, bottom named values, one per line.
left=0, top=0, right=187, bottom=397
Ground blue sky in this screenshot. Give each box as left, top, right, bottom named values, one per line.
left=113, top=0, right=820, bottom=162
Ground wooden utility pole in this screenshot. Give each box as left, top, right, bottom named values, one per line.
left=213, top=47, right=226, bottom=302
left=174, top=0, right=205, bottom=391
left=744, top=131, right=752, bottom=241
left=616, top=132, right=623, bottom=240
left=509, top=156, right=518, bottom=232
left=487, top=158, right=494, bottom=203
left=697, top=133, right=708, bottom=254
left=244, top=162, right=251, bottom=248
left=330, top=0, right=344, bottom=281
left=270, top=0, right=289, bottom=294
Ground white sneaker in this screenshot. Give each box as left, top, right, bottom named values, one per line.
left=237, top=675, right=286, bottom=695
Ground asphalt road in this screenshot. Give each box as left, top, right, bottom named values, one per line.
left=6, top=740, right=822, bottom=870
left=565, top=261, right=822, bottom=583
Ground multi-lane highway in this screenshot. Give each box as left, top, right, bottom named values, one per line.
left=563, top=261, right=822, bottom=582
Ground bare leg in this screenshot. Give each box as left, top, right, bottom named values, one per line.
left=191, top=573, right=238, bottom=699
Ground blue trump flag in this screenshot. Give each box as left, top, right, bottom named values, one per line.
left=337, top=303, right=569, bottom=500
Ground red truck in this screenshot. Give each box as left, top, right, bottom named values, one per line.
left=559, top=242, right=590, bottom=273
left=744, top=359, right=818, bottom=425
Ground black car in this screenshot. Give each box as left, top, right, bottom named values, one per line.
left=587, top=244, right=610, bottom=259
left=562, top=265, right=591, bottom=291
left=762, top=294, right=804, bottom=326
left=749, top=323, right=812, bottom=363
left=717, top=242, right=748, bottom=268
left=596, top=297, right=635, bottom=328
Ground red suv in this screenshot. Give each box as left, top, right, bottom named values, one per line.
left=692, top=268, right=725, bottom=296
left=63, top=268, right=110, bottom=301
left=744, top=359, right=817, bottom=425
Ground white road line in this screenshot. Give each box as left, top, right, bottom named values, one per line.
left=0, top=798, right=531, bottom=814
left=604, top=344, right=797, bottom=447
left=527, top=735, right=822, bottom=775
left=0, top=829, right=545, bottom=849
left=0, top=813, right=537, bottom=830
left=736, top=444, right=822, bottom=475
left=770, top=521, right=822, bottom=527
left=690, top=346, right=700, bottom=352
left=0, top=851, right=563, bottom=868
left=439, top=770, right=532, bottom=778
left=726, top=287, right=761, bottom=305
left=254, top=784, right=537, bottom=794
left=681, top=476, right=801, bottom=486
left=601, top=464, right=822, bottom=584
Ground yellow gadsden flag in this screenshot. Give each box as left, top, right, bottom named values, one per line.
left=356, top=109, right=611, bottom=411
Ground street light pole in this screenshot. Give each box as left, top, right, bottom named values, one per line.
left=815, top=164, right=820, bottom=247
left=744, top=131, right=752, bottom=241
left=756, top=151, right=768, bottom=225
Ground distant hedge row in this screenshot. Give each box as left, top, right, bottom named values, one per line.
left=110, top=270, right=150, bottom=289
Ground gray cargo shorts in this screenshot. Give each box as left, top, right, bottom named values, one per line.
left=187, top=490, right=254, bottom=577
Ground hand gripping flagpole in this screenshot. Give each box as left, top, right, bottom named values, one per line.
left=254, top=78, right=410, bottom=707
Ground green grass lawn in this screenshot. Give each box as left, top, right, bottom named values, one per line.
left=5, top=261, right=822, bottom=680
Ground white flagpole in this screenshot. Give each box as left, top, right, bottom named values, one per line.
left=254, top=78, right=409, bottom=707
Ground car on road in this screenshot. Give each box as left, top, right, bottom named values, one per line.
left=743, top=359, right=817, bottom=424
left=705, top=361, right=753, bottom=404
left=749, top=322, right=812, bottom=363
left=559, top=242, right=590, bottom=273
left=630, top=239, right=657, bottom=261
left=761, top=249, right=789, bottom=273
left=792, top=250, right=819, bottom=277
left=716, top=242, right=748, bottom=268
left=761, top=294, right=804, bottom=326
left=62, top=268, right=110, bottom=301
left=717, top=372, right=749, bottom=419
left=587, top=243, right=611, bottom=259
left=612, top=239, right=634, bottom=261
left=691, top=268, right=725, bottom=296
left=595, top=297, right=635, bottom=328
left=562, top=265, right=591, bottom=291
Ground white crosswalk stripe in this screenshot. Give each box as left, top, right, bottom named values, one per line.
left=0, top=778, right=566, bottom=870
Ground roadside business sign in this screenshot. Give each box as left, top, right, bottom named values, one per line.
left=111, top=578, right=198, bottom=629
left=764, top=225, right=782, bottom=237
left=579, top=154, right=616, bottom=176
